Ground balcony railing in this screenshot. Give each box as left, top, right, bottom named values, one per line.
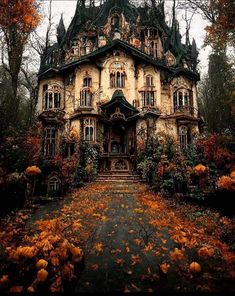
left=174, top=105, right=194, bottom=116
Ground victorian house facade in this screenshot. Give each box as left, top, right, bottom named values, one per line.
left=37, top=0, right=200, bottom=190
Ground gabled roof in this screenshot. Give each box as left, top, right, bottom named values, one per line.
left=59, top=39, right=167, bottom=72
left=39, top=39, right=199, bottom=82
left=100, top=90, right=138, bottom=113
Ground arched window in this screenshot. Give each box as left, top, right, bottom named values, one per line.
left=84, top=118, right=95, bottom=142
left=43, top=127, right=57, bottom=157
left=179, top=126, right=188, bottom=150
left=48, top=176, right=60, bottom=192
left=111, top=15, right=120, bottom=28
left=44, top=85, right=62, bottom=110
left=173, top=89, right=192, bottom=113
left=110, top=62, right=126, bottom=88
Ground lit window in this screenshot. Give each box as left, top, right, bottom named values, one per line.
left=179, top=126, right=189, bottom=150
left=44, top=85, right=62, bottom=110
left=44, top=127, right=57, bottom=157
left=84, top=119, right=95, bottom=142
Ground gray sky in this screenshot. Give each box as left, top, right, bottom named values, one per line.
left=37, top=0, right=211, bottom=75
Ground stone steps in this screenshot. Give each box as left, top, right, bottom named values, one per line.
left=95, top=173, right=144, bottom=183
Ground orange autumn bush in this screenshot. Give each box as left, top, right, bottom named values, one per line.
left=193, top=164, right=208, bottom=176
left=217, top=175, right=235, bottom=191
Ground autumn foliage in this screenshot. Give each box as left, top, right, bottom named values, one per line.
left=205, top=0, right=235, bottom=47
left=0, top=0, right=41, bottom=35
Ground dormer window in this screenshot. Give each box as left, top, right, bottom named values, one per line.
left=44, top=85, right=62, bottom=110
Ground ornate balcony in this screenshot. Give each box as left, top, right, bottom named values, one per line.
left=174, top=105, right=194, bottom=116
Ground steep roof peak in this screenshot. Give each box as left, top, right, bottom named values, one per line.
left=57, top=14, right=66, bottom=45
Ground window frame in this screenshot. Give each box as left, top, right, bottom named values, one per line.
left=83, top=118, right=95, bottom=142
left=43, top=127, right=57, bottom=157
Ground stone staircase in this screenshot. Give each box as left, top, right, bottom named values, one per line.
left=95, top=172, right=144, bottom=183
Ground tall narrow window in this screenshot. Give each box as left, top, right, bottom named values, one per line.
left=110, top=62, right=125, bottom=89
left=44, top=127, right=57, bottom=157
left=80, top=77, right=92, bottom=107
left=179, top=126, right=188, bottom=150
left=80, top=90, right=92, bottom=106
left=111, top=16, right=120, bottom=28
left=83, top=119, right=95, bottom=142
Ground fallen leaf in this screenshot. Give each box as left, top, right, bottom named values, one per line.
left=160, top=263, right=170, bottom=274
left=116, top=258, right=124, bottom=266
left=94, top=243, right=104, bottom=252
left=91, top=264, right=99, bottom=270
left=131, top=254, right=141, bottom=266
left=133, top=238, right=142, bottom=245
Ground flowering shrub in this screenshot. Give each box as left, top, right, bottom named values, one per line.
left=193, top=164, right=208, bottom=176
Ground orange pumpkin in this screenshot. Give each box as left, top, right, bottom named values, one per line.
left=189, top=262, right=202, bottom=274
left=37, top=269, right=48, bottom=282
left=36, top=259, right=48, bottom=270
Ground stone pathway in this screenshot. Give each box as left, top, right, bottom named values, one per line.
left=4, top=180, right=234, bottom=293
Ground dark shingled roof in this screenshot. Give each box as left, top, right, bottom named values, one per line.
left=38, top=39, right=200, bottom=81
left=94, top=0, right=139, bottom=27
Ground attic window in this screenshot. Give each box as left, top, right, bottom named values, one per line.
left=111, top=15, right=120, bottom=28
